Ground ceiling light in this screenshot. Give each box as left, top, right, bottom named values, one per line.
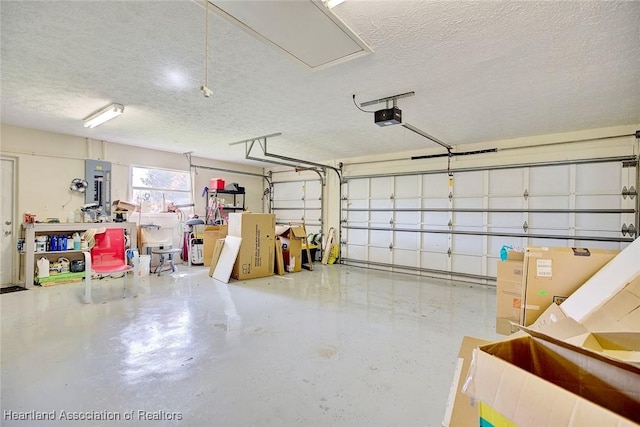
left=83, top=103, right=124, bottom=128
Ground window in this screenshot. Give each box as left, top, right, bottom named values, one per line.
left=131, top=166, right=191, bottom=213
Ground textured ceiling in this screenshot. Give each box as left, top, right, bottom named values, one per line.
left=1, top=1, right=639, bottom=167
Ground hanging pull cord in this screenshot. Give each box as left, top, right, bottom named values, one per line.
left=204, top=0, right=209, bottom=88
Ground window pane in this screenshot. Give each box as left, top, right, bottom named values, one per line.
left=132, top=166, right=190, bottom=191
left=132, top=190, right=192, bottom=213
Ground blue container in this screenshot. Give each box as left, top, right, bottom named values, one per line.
left=500, top=245, right=513, bottom=261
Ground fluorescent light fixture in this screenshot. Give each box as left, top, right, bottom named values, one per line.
left=83, top=103, right=124, bottom=128
left=325, top=0, right=345, bottom=8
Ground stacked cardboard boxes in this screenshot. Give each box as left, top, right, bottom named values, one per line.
left=448, top=238, right=640, bottom=427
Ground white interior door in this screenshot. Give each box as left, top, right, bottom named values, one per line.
left=1, top=158, right=16, bottom=286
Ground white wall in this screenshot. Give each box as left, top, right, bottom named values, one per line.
left=0, top=124, right=266, bottom=223
left=3, top=122, right=637, bottom=248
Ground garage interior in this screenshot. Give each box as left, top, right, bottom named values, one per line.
left=1, top=1, right=639, bottom=426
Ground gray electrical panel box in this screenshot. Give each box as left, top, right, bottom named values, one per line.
left=85, top=160, right=112, bottom=216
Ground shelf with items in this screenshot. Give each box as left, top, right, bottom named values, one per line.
left=206, top=189, right=245, bottom=225
left=20, top=222, right=137, bottom=288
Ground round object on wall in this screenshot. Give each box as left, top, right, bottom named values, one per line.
left=70, top=178, right=88, bottom=193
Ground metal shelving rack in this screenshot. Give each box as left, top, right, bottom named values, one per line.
left=206, top=189, right=245, bottom=224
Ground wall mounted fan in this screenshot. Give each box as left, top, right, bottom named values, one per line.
left=70, top=178, right=88, bottom=193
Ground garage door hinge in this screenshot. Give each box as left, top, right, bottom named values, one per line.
left=389, top=218, right=394, bottom=225
left=523, top=221, right=529, bottom=232
left=622, top=223, right=636, bottom=237
left=448, top=192, right=453, bottom=202
left=447, top=248, right=452, bottom=257
left=389, top=243, right=393, bottom=250
left=523, top=190, right=529, bottom=200
left=448, top=220, right=453, bottom=229
left=622, top=186, right=637, bottom=199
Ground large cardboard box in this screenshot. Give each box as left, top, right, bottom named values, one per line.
left=203, top=225, right=228, bottom=267
left=275, top=225, right=306, bottom=272
left=463, top=329, right=640, bottom=427
left=496, top=251, right=524, bottom=335
left=581, top=274, right=640, bottom=332
left=228, top=213, right=275, bottom=280
left=443, top=336, right=490, bottom=427
left=521, top=246, right=618, bottom=326
left=529, top=273, right=640, bottom=365
left=561, top=237, right=640, bottom=323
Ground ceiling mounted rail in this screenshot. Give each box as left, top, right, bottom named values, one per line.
left=360, top=91, right=415, bottom=108
left=402, top=123, right=452, bottom=150
left=184, top=152, right=266, bottom=178
left=229, top=133, right=342, bottom=184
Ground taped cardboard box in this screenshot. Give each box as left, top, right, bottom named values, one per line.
left=521, top=246, right=618, bottom=326
left=463, top=329, right=640, bottom=427
left=496, top=251, right=524, bottom=335
left=228, top=213, right=275, bottom=280
left=203, top=225, right=228, bottom=267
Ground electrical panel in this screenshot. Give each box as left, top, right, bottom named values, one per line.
left=85, top=160, right=112, bottom=216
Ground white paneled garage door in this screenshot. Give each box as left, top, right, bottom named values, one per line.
left=270, top=178, right=323, bottom=236
left=342, top=159, right=638, bottom=282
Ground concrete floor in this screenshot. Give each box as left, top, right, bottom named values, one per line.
left=1, top=265, right=499, bottom=427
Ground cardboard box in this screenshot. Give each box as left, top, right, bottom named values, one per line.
left=228, top=213, right=275, bottom=280
left=276, top=225, right=306, bottom=272
left=443, top=336, right=490, bottom=427
left=528, top=273, right=640, bottom=365
left=532, top=239, right=640, bottom=332
left=581, top=274, right=640, bottom=332
left=521, top=246, right=618, bottom=326
left=561, top=237, right=640, bottom=323
left=463, top=329, right=640, bottom=427
left=112, top=199, right=137, bottom=212
left=496, top=251, right=524, bottom=335
left=464, top=242, right=640, bottom=427
left=203, top=225, right=228, bottom=267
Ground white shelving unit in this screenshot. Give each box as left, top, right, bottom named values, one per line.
left=20, top=222, right=137, bottom=288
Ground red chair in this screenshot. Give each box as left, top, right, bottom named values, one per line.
left=84, top=228, right=139, bottom=303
